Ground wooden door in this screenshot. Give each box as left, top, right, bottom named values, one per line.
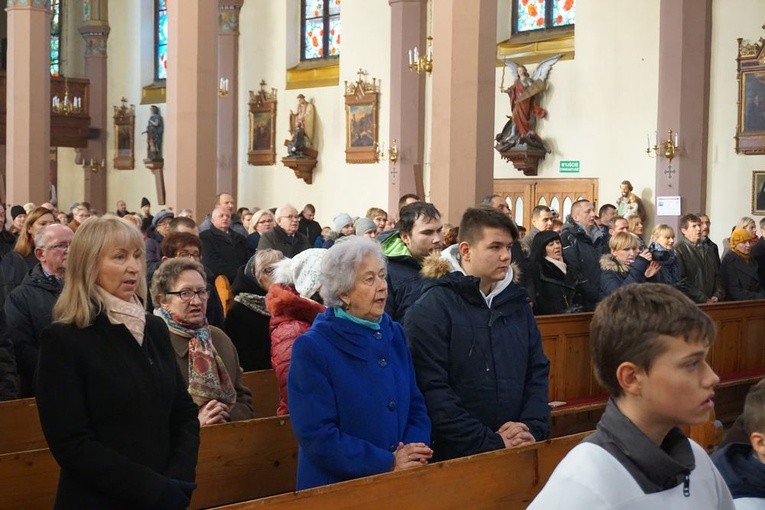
left=493, top=178, right=599, bottom=227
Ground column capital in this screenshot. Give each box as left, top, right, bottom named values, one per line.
left=388, top=0, right=426, bottom=5
left=219, top=0, right=244, bottom=34
left=6, top=0, right=50, bottom=11
left=79, top=24, right=110, bottom=57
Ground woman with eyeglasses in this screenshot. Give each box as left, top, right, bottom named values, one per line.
left=151, top=257, right=253, bottom=426
left=599, top=231, right=662, bottom=299
left=246, top=209, right=275, bottom=254
left=36, top=216, right=199, bottom=508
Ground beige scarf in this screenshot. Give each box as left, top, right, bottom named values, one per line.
left=97, top=286, right=147, bottom=345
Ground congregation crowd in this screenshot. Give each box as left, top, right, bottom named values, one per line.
left=0, top=184, right=762, bottom=508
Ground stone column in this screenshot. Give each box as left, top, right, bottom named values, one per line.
left=428, top=0, right=497, bottom=223
left=79, top=21, right=110, bottom=213
left=216, top=0, right=243, bottom=199
left=6, top=0, right=51, bottom=206
left=388, top=0, right=426, bottom=216
left=654, top=0, right=712, bottom=228
left=165, top=0, right=218, bottom=215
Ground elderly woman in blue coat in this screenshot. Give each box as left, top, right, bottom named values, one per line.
left=287, top=236, right=432, bottom=490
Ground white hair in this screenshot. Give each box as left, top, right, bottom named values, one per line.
left=320, top=237, right=386, bottom=308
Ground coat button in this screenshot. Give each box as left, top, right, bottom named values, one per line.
left=389, top=444, right=396, bottom=452
left=374, top=332, right=382, bottom=339
left=378, top=358, right=387, bottom=367
left=388, top=400, right=396, bottom=411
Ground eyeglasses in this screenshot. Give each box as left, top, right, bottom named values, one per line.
left=176, top=251, right=201, bottom=261
left=166, top=288, right=210, bottom=301
left=263, top=266, right=276, bottom=275
left=257, top=218, right=274, bottom=224
left=281, top=215, right=300, bottom=221
left=43, top=241, right=71, bottom=251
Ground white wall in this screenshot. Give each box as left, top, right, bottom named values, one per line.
left=492, top=0, right=661, bottom=218
left=707, top=0, right=765, bottom=246
left=237, top=0, right=392, bottom=227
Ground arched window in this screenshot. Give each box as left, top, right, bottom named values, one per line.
left=301, top=0, right=340, bottom=61
left=155, top=0, right=168, bottom=80
left=512, top=0, right=575, bottom=35
left=50, top=0, right=61, bottom=76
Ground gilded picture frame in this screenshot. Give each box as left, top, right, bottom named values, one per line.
left=736, top=37, right=765, bottom=155
left=344, top=72, right=379, bottom=164
left=248, top=82, right=277, bottom=166
left=112, top=97, right=135, bottom=170
left=753, top=171, right=765, bottom=215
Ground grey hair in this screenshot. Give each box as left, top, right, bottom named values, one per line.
left=34, top=223, right=71, bottom=249
left=320, top=236, right=386, bottom=308
left=274, top=204, right=297, bottom=220
left=150, top=258, right=206, bottom=309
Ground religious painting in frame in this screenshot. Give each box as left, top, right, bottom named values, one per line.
left=753, top=171, right=765, bottom=215
left=344, top=70, right=379, bottom=164
left=112, top=97, right=135, bottom=170
left=248, top=81, right=277, bottom=166
left=735, top=37, right=765, bottom=154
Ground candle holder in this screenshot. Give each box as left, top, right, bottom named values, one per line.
left=408, top=36, right=433, bottom=74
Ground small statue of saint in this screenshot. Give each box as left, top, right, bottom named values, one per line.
left=144, top=105, right=164, bottom=161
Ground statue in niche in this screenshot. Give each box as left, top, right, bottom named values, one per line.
left=495, top=54, right=562, bottom=154
left=289, top=94, right=315, bottom=146
left=144, top=105, right=164, bottom=161
left=287, top=121, right=309, bottom=157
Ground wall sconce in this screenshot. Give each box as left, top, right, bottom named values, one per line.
left=408, top=36, right=433, bottom=74
left=375, top=139, right=399, bottom=164
left=218, top=77, right=230, bottom=97
left=646, top=129, right=679, bottom=180
left=88, top=158, right=105, bottom=173
left=52, top=78, right=82, bottom=115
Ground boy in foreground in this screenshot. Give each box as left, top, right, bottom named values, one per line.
left=712, top=379, right=765, bottom=508
left=529, top=283, right=734, bottom=508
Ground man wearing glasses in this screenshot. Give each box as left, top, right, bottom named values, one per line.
left=5, top=224, right=73, bottom=397
left=257, top=204, right=311, bottom=257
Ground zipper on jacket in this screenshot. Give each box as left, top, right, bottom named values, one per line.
left=682, top=473, right=690, bottom=497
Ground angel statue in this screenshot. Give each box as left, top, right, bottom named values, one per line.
left=495, top=54, right=562, bottom=153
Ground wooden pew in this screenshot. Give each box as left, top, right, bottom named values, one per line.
left=213, top=431, right=591, bottom=510
left=538, top=299, right=765, bottom=436
left=0, top=415, right=298, bottom=510
left=242, top=369, right=280, bottom=418
left=0, top=397, right=46, bottom=454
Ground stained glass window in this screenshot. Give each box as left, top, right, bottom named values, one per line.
left=301, top=0, right=340, bottom=61
left=513, top=0, right=575, bottom=34
left=155, top=0, right=168, bottom=80
left=50, top=0, right=61, bottom=76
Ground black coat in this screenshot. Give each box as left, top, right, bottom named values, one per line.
left=256, top=225, right=311, bottom=258
left=384, top=254, right=423, bottom=323
left=675, top=235, right=723, bottom=303
left=36, top=313, right=199, bottom=509
left=531, top=258, right=579, bottom=315
left=560, top=222, right=602, bottom=311
left=720, top=251, right=765, bottom=301
left=750, top=237, right=765, bottom=287
left=4, top=264, right=62, bottom=397
left=404, top=266, right=550, bottom=461
left=222, top=265, right=272, bottom=371
left=200, top=225, right=249, bottom=283
left=298, top=216, right=322, bottom=246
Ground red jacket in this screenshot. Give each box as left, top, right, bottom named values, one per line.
left=266, top=284, right=325, bottom=415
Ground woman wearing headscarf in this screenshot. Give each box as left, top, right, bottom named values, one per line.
left=288, top=237, right=432, bottom=490
left=720, top=227, right=765, bottom=301
left=267, top=248, right=327, bottom=416
left=152, top=258, right=253, bottom=425
left=36, top=216, right=199, bottom=509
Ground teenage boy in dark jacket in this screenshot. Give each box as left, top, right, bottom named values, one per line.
left=404, top=207, right=550, bottom=461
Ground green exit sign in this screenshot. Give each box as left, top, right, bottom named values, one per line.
left=560, top=160, right=580, bottom=173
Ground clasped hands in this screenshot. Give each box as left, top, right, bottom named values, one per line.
left=198, top=399, right=231, bottom=426
left=497, top=421, right=535, bottom=448
left=392, top=442, right=433, bottom=471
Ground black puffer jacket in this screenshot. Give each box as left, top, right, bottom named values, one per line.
left=560, top=222, right=602, bottom=310
left=404, top=248, right=550, bottom=461
left=4, top=264, right=62, bottom=397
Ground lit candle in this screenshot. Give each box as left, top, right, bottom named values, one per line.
left=414, top=46, right=419, bottom=62
left=219, top=78, right=224, bottom=90
left=408, top=49, right=413, bottom=66
left=674, top=132, right=678, bottom=147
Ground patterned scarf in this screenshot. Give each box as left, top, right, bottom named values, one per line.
left=154, top=307, right=236, bottom=407
left=233, top=292, right=270, bottom=316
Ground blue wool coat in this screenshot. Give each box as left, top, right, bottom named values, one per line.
left=287, top=309, right=431, bottom=490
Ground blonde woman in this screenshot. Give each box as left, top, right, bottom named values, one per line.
left=247, top=209, right=275, bottom=253
left=600, top=232, right=662, bottom=298
left=36, top=216, right=199, bottom=509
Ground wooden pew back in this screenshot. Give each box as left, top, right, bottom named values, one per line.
left=242, top=369, right=280, bottom=418
left=214, top=432, right=590, bottom=510
left=0, top=397, right=45, bottom=454
left=0, top=415, right=298, bottom=510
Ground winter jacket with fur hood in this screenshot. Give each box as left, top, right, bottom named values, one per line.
left=404, top=245, right=550, bottom=461
left=267, top=283, right=325, bottom=416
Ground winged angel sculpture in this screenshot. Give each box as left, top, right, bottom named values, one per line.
left=495, top=54, right=562, bottom=153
